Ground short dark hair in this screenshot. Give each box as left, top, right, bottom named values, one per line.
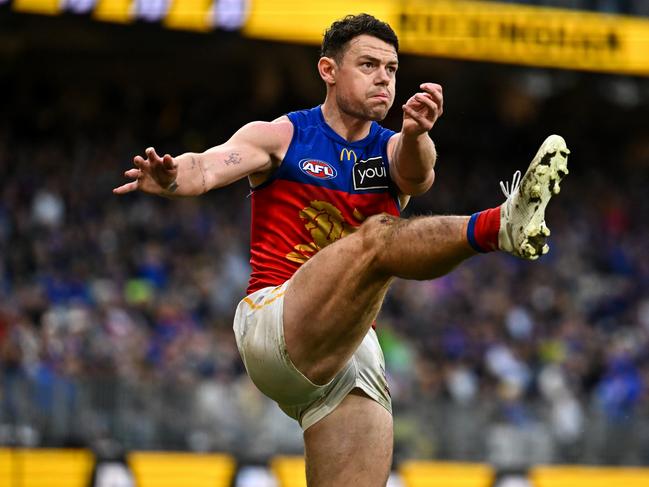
left=321, top=13, right=399, bottom=62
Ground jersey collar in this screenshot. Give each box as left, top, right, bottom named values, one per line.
left=316, top=105, right=380, bottom=148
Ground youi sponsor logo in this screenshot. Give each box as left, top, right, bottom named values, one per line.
left=353, top=156, right=389, bottom=190
left=299, top=159, right=337, bottom=180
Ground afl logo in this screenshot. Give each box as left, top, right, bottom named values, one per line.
left=299, top=159, right=337, bottom=180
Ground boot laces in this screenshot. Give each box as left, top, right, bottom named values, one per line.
left=500, top=170, right=521, bottom=199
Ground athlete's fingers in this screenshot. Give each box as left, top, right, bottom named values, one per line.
left=403, top=103, right=423, bottom=120
left=133, top=155, right=146, bottom=168
left=420, top=83, right=443, bottom=112
left=420, top=83, right=443, bottom=99
left=404, top=94, right=423, bottom=110
left=113, top=181, right=139, bottom=194
left=404, top=96, right=435, bottom=118
left=406, top=93, right=418, bottom=105
left=146, top=147, right=161, bottom=163
left=418, top=87, right=443, bottom=111
left=403, top=104, right=433, bottom=130
left=162, top=154, right=176, bottom=171
left=414, top=93, right=438, bottom=113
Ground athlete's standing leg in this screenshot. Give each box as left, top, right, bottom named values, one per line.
left=304, top=390, right=393, bottom=487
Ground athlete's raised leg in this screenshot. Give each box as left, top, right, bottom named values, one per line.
left=284, top=212, right=473, bottom=384
left=303, top=389, right=393, bottom=487
left=284, top=135, right=570, bottom=385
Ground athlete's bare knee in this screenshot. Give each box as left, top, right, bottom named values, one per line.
left=358, top=213, right=403, bottom=271
left=358, top=213, right=401, bottom=246
left=362, top=212, right=401, bottom=228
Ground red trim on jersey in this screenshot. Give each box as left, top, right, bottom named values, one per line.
left=247, top=180, right=399, bottom=294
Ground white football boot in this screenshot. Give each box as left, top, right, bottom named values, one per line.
left=498, top=135, right=570, bottom=260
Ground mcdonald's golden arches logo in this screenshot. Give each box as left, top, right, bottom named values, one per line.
left=340, top=148, right=357, bottom=163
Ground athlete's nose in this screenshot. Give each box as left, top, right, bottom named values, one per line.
left=375, top=66, right=391, bottom=85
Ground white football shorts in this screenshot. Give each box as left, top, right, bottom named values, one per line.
left=233, top=281, right=392, bottom=430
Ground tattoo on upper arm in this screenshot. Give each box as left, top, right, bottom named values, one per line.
left=224, top=152, right=242, bottom=165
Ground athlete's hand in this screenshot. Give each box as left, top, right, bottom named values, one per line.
left=113, top=147, right=178, bottom=195
left=401, top=83, right=443, bottom=137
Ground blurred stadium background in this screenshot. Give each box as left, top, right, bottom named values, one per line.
left=2, top=0, right=649, bottom=486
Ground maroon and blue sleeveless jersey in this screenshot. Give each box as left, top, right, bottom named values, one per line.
left=247, top=106, right=401, bottom=294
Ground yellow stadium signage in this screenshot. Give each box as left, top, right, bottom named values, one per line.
left=10, top=0, right=649, bottom=75
left=13, top=0, right=58, bottom=14
left=398, top=0, right=649, bottom=75
left=12, top=0, right=248, bottom=30
left=243, top=0, right=649, bottom=76
left=243, top=0, right=394, bottom=44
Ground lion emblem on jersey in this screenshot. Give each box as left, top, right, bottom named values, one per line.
left=286, top=200, right=365, bottom=264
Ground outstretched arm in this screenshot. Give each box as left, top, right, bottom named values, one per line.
left=113, top=120, right=292, bottom=197
left=388, top=82, right=443, bottom=196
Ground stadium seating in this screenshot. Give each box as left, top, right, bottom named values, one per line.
left=0, top=448, right=94, bottom=487
left=128, top=451, right=236, bottom=487
left=399, top=460, right=495, bottom=487
left=270, top=455, right=307, bottom=487
left=530, top=465, right=649, bottom=487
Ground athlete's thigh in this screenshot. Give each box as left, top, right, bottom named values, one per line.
left=304, top=389, right=393, bottom=487
left=283, top=216, right=396, bottom=384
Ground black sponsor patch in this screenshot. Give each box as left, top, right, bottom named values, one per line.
left=353, top=156, right=389, bottom=190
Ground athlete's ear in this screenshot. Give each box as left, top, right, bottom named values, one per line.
left=318, top=56, right=337, bottom=85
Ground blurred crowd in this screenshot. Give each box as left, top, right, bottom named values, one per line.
left=1, top=27, right=649, bottom=465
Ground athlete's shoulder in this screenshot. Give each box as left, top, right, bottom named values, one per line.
left=267, top=116, right=294, bottom=139
left=236, top=118, right=293, bottom=154
left=284, top=106, right=322, bottom=128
